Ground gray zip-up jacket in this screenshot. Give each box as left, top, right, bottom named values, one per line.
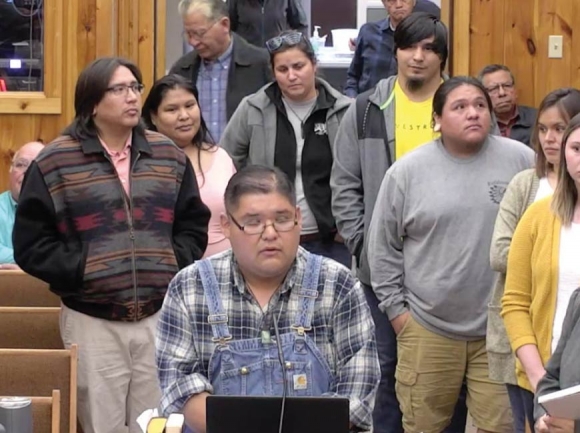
left=330, top=76, right=398, bottom=286
left=221, top=78, right=352, bottom=168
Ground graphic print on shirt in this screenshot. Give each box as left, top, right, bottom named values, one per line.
left=314, top=123, right=328, bottom=136
left=488, top=181, right=508, bottom=204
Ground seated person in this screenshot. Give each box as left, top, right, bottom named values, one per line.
left=156, top=165, right=379, bottom=433
left=0, top=141, right=43, bottom=268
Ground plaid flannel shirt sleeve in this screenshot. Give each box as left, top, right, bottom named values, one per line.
left=156, top=267, right=213, bottom=416
left=326, top=273, right=380, bottom=431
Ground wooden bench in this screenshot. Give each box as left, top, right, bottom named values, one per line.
left=0, top=271, right=59, bottom=307
left=0, top=307, right=63, bottom=349
left=0, top=346, right=78, bottom=433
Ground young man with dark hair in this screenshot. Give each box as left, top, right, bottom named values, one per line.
left=331, top=12, right=469, bottom=433
left=13, top=56, right=211, bottom=433
left=156, top=165, right=380, bottom=433
left=344, top=0, right=441, bottom=97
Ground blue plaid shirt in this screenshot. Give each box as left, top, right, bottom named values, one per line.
left=344, top=19, right=397, bottom=98
left=196, top=42, right=233, bottom=142
left=156, top=247, right=379, bottom=430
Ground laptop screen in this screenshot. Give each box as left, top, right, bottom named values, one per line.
left=206, top=396, right=350, bottom=433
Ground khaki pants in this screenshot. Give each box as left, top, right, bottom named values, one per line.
left=396, top=315, right=512, bottom=433
left=60, top=303, right=161, bottom=433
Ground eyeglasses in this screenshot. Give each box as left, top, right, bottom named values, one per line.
left=485, top=82, right=515, bottom=95
left=265, top=32, right=304, bottom=53
left=10, top=159, right=31, bottom=173
left=106, top=83, right=145, bottom=97
left=182, top=20, right=218, bottom=42
left=228, top=213, right=298, bottom=236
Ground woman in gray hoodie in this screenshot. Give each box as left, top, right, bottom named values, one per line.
left=221, top=31, right=352, bottom=267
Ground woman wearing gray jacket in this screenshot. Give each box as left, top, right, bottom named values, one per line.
left=221, top=31, right=352, bottom=267
left=488, top=88, right=580, bottom=433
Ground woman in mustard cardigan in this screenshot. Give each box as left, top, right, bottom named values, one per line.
left=488, top=88, right=580, bottom=432
left=502, top=112, right=580, bottom=433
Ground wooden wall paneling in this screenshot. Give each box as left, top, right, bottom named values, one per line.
left=78, top=0, right=98, bottom=69
left=451, top=0, right=471, bottom=76
left=96, top=0, right=116, bottom=56
left=571, top=1, right=580, bottom=90
left=467, top=0, right=505, bottom=78
left=503, top=0, right=537, bottom=106
left=533, top=0, right=573, bottom=104
left=138, top=1, right=156, bottom=91
left=117, top=0, right=140, bottom=61
left=155, top=0, right=167, bottom=81
left=64, top=0, right=80, bottom=123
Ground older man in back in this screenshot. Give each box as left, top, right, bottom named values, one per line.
left=479, top=64, right=537, bottom=146
left=170, top=0, right=271, bottom=142
left=0, top=141, right=43, bottom=269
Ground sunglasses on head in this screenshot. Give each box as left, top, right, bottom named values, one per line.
left=265, top=32, right=305, bottom=53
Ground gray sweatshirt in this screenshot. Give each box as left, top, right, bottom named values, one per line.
left=368, top=136, right=534, bottom=339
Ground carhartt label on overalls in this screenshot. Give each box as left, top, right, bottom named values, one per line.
left=293, top=374, right=308, bottom=390
left=261, top=330, right=271, bottom=344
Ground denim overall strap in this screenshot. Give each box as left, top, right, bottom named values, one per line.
left=198, top=259, right=232, bottom=343
left=292, top=253, right=323, bottom=335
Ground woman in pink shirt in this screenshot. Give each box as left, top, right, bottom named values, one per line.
left=143, top=75, right=236, bottom=257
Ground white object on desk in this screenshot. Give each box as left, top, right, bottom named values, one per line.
left=317, top=47, right=353, bottom=69
left=331, top=29, right=359, bottom=53
left=538, top=384, right=580, bottom=420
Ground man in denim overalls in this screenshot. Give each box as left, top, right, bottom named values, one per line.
left=156, top=165, right=380, bottom=432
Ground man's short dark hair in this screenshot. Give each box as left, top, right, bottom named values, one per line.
left=394, top=12, right=448, bottom=72
left=477, top=64, right=516, bottom=84
left=63, top=57, right=144, bottom=140
left=224, top=165, right=296, bottom=213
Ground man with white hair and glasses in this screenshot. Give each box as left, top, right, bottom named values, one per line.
left=170, top=0, right=271, bottom=142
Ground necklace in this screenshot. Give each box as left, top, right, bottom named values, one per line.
left=283, top=97, right=318, bottom=139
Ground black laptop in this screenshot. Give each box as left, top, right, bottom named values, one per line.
left=206, top=396, right=350, bottom=433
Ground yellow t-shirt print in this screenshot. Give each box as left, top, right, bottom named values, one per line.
left=394, top=79, right=441, bottom=160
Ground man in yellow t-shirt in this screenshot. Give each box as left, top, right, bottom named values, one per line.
left=394, top=78, right=441, bottom=159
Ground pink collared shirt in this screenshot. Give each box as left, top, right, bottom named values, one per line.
left=99, top=134, right=132, bottom=196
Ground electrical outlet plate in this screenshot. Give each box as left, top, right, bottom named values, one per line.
left=549, top=35, right=563, bottom=58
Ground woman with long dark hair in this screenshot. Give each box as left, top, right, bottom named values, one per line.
left=143, top=74, right=235, bottom=257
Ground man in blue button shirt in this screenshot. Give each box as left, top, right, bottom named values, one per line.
left=0, top=141, right=43, bottom=268
left=344, top=0, right=440, bottom=98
